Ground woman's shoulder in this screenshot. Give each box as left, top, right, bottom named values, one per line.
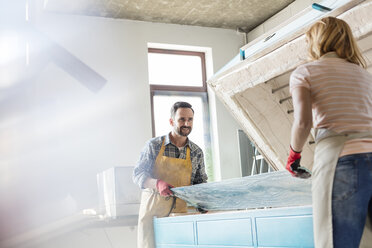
left=296, top=59, right=326, bottom=69
left=291, top=62, right=313, bottom=77
left=293, top=58, right=347, bottom=74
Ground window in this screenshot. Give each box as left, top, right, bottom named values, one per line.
left=148, top=52, right=203, bottom=87
left=147, top=48, right=213, bottom=180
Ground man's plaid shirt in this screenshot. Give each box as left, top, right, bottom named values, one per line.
left=133, top=133, right=208, bottom=189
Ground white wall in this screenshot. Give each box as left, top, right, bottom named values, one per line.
left=0, top=4, right=244, bottom=247
left=210, top=95, right=242, bottom=180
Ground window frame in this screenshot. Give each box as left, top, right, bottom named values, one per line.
left=148, top=48, right=208, bottom=137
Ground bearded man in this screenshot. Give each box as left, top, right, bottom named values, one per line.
left=133, top=101, right=208, bottom=248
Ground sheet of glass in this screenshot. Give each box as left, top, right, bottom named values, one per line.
left=172, top=171, right=312, bottom=210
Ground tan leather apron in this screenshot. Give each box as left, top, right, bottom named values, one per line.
left=137, top=139, right=192, bottom=248
left=313, top=129, right=372, bottom=248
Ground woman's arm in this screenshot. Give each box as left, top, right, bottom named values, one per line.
left=290, top=87, right=313, bottom=151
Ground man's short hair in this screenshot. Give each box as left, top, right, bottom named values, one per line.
left=171, top=101, right=194, bottom=118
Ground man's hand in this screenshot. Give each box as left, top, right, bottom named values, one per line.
left=156, top=179, right=174, bottom=196
left=286, top=146, right=311, bottom=179
left=196, top=204, right=208, bottom=214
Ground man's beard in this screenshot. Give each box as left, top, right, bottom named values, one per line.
left=176, top=126, right=192, bottom=137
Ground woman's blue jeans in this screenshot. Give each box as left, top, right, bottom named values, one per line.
left=332, top=152, right=372, bottom=248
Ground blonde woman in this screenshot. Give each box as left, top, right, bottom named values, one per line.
left=286, top=17, right=372, bottom=247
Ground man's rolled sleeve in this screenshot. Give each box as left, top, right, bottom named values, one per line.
left=133, top=140, right=156, bottom=189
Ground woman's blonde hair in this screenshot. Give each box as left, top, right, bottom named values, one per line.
left=306, top=16, right=366, bottom=68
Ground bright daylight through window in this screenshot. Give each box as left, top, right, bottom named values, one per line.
left=147, top=48, right=213, bottom=180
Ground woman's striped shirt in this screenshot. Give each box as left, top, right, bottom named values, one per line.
left=290, top=53, right=372, bottom=156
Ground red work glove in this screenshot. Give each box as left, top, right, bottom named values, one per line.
left=286, top=146, right=311, bottom=179
left=156, top=179, right=174, bottom=196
